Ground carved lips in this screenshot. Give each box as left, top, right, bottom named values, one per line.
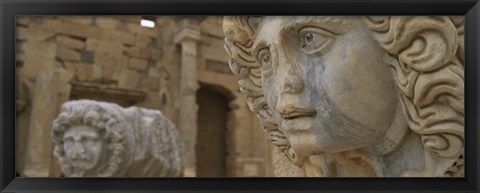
left=279, top=107, right=316, bottom=132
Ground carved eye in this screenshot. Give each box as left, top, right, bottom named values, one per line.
left=305, top=33, right=314, bottom=43
left=257, top=48, right=273, bottom=76
left=300, top=27, right=337, bottom=55
left=63, top=138, right=74, bottom=147
left=85, top=137, right=98, bottom=146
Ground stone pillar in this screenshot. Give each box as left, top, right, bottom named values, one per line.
left=22, top=69, right=73, bottom=177
left=174, top=17, right=203, bottom=177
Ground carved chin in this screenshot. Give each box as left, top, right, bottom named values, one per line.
left=70, top=160, right=96, bottom=170
left=286, top=132, right=326, bottom=156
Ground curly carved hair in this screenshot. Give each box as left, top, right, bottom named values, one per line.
left=51, top=100, right=128, bottom=177
left=223, top=16, right=464, bottom=176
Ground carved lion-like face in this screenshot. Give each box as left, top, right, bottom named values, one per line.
left=252, top=16, right=398, bottom=156
left=63, top=125, right=106, bottom=171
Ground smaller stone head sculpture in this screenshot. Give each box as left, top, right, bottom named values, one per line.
left=52, top=100, right=184, bottom=177
left=61, top=124, right=106, bottom=172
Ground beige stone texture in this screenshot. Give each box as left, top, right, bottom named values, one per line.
left=123, top=46, right=152, bottom=59
left=200, top=36, right=229, bottom=63
left=58, top=16, right=93, bottom=25
left=23, top=40, right=57, bottom=60
left=147, top=66, right=161, bottom=78
left=113, top=16, right=142, bottom=24
left=56, top=46, right=81, bottom=62
left=116, top=68, right=139, bottom=88
left=128, top=58, right=149, bottom=71
left=150, top=48, right=163, bottom=60
left=224, top=16, right=465, bottom=177
left=135, top=34, right=153, bottom=47
left=126, top=22, right=158, bottom=37
left=174, top=18, right=201, bottom=176
left=20, top=57, right=61, bottom=81
left=28, top=18, right=62, bottom=30
left=200, top=17, right=224, bottom=38
left=95, top=17, right=121, bottom=30
left=64, top=62, right=94, bottom=82
left=51, top=100, right=184, bottom=177
left=86, top=38, right=124, bottom=54
left=22, top=69, right=74, bottom=177
left=142, top=77, right=160, bottom=91
left=59, top=22, right=135, bottom=45
left=56, top=35, right=86, bottom=50
left=17, top=27, right=57, bottom=41
left=93, top=50, right=128, bottom=67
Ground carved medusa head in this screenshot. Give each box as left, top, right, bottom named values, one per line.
left=52, top=100, right=184, bottom=177
left=51, top=101, right=128, bottom=177
left=223, top=16, right=464, bottom=177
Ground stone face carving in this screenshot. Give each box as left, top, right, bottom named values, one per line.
left=51, top=100, right=184, bottom=177
left=223, top=16, right=464, bottom=177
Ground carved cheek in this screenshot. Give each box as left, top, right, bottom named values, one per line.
left=262, top=71, right=279, bottom=115
left=324, top=35, right=395, bottom=132
left=63, top=142, right=73, bottom=156
left=260, top=45, right=281, bottom=115
left=64, top=146, right=73, bottom=159
left=86, top=142, right=101, bottom=158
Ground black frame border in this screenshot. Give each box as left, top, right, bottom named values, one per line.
left=1, top=0, right=479, bottom=192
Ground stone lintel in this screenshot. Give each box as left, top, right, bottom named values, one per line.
left=70, top=82, right=146, bottom=106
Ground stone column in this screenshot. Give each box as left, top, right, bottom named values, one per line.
left=22, top=69, right=73, bottom=177
left=174, top=17, right=203, bottom=177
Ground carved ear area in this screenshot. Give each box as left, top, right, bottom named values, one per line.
left=224, top=42, right=258, bottom=70
left=223, top=16, right=260, bottom=68
left=286, top=147, right=298, bottom=162
left=422, top=133, right=464, bottom=158
left=365, top=16, right=458, bottom=72
left=391, top=17, right=458, bottom=72
left=223, top=16, right=255, bottom=46
left=448, top=16, right=465, bottom=62
left=398, top=31, right=453, bottom=72
left=363, top=16, right=391, bottom=33
left=413, top=65, right=464, bottom=112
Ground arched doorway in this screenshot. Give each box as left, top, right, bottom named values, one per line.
left=195, top=86, right=229, bottom=177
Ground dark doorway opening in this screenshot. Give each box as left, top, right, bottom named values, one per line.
left=195, top=86, right=229, bottom=177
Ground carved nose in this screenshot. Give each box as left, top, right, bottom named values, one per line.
left=72, top=143, right=86, bottom=159
left=281, top=73, right=304, bottom=94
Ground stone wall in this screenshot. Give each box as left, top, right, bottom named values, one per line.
left=16, top=16, right=273, bottom=177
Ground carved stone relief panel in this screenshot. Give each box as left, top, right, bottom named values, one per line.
left=223, top=16, right=464, bottom=177
left=51, top=100, right=184, bottom=177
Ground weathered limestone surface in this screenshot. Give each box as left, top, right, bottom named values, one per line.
left=51, top=100, right=184, bottom=177
left=174, top=17, right=203, bottom=177
left=224, top=16, right=464, bottom=177
left=22, top=69, right=73, bottom=177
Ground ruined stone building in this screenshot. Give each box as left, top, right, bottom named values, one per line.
left=15, top=16, right=274, bottom=177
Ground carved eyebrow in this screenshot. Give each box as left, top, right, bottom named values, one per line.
left=283, top=16, right=353, bottom=34
left=82, top=133, right=99, bottom=139
left=63, top=130, right=99, bottom=140
left=252, top=39, right=269, bottom=59
left=63, top=132, right=75, bottom=139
